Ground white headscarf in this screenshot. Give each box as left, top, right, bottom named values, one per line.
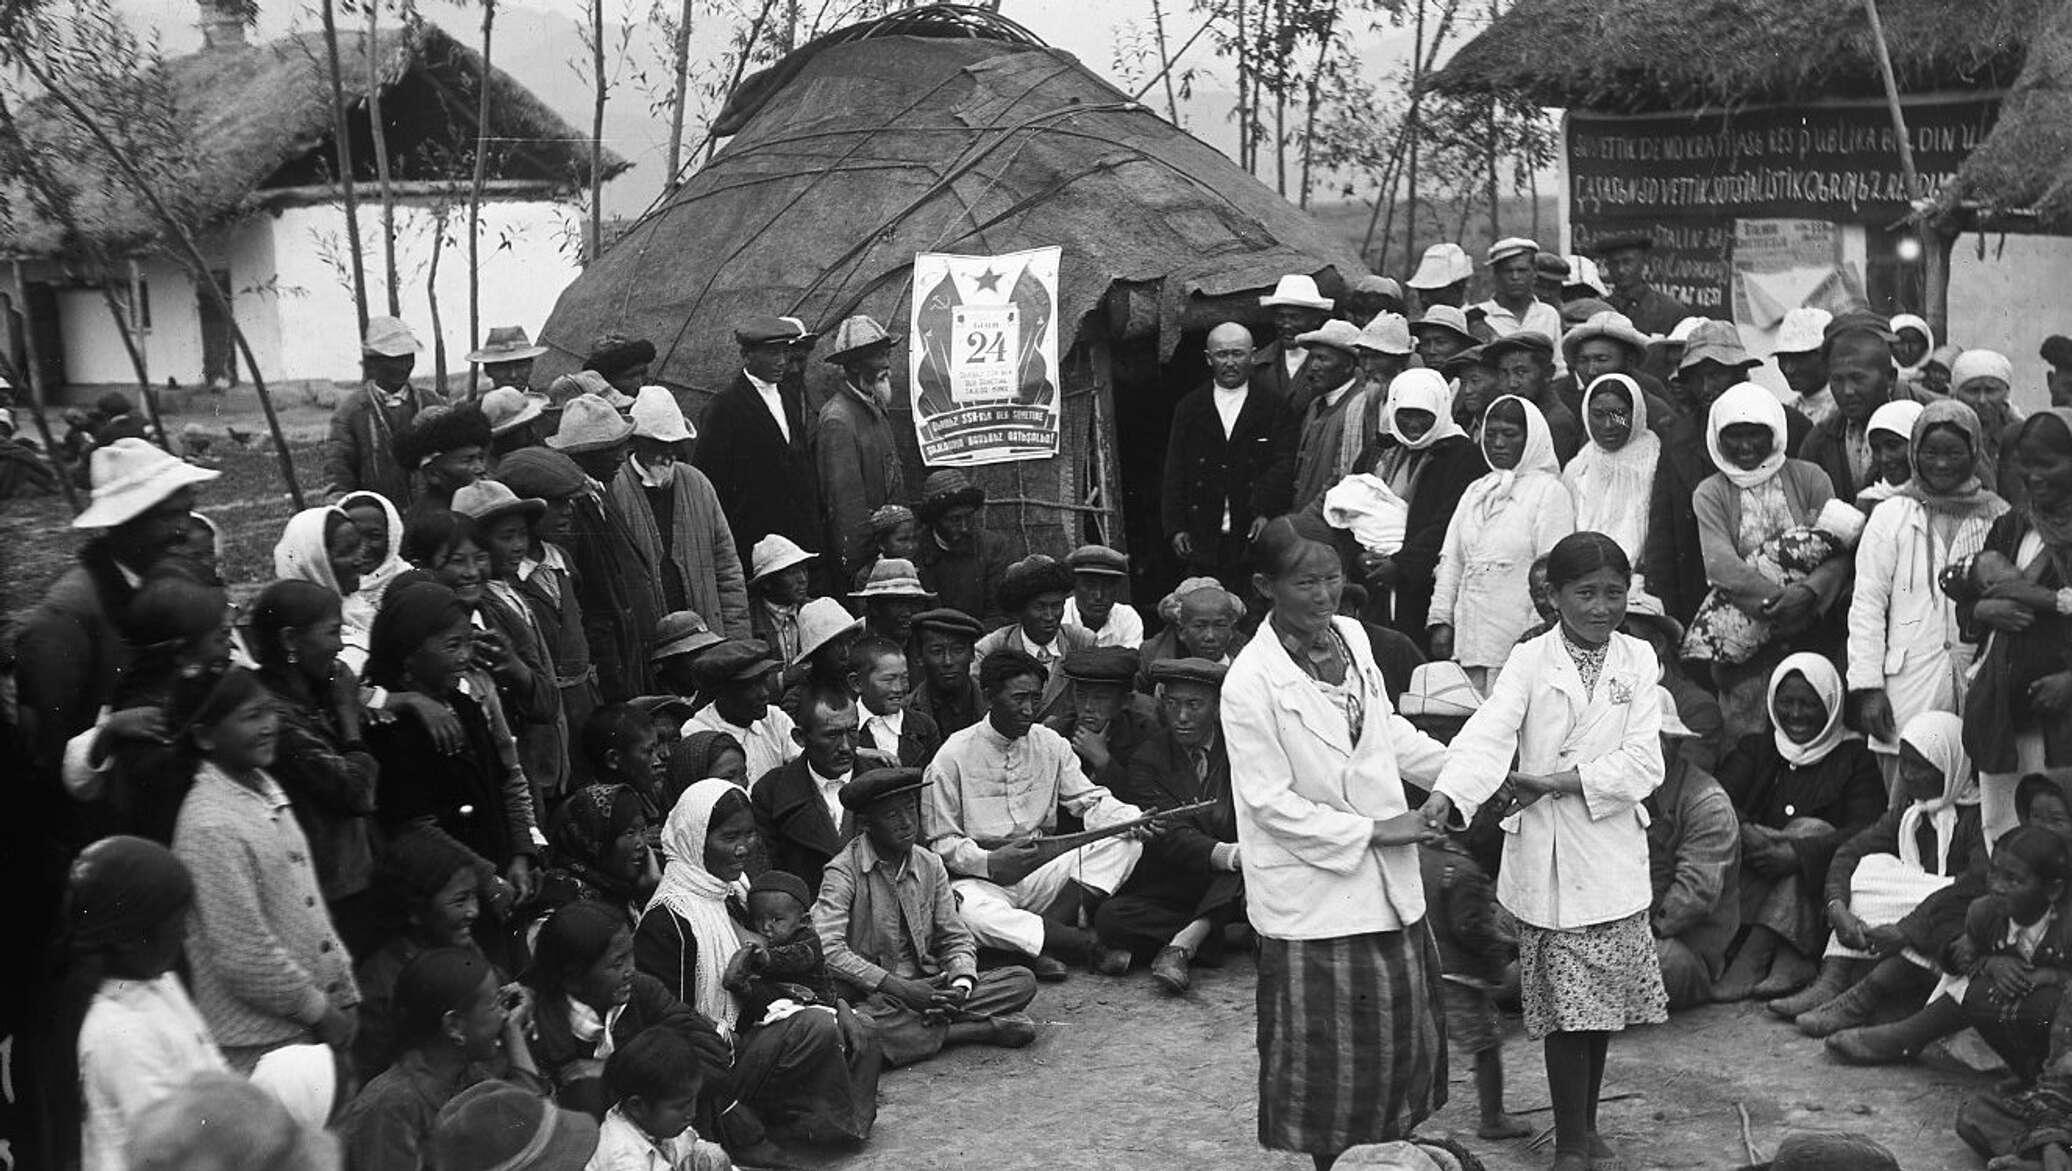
left=1767, top=652, right=1857, bottom=767
left=1563, top=373, right=1660, bottom=562
left=1468, top=394, right=1559, bottom=525
left=1890, top=313, right=1935, bottom=377
left=273, top=506, right=352, bottom=596
left=1705, top=382, right=1790, bottom=490
left=1894, top=710, right=1978, bottom=875
left=1382, top=369, right=1465, bottom=453
left=645, top=779, right=750, bottom=1034
left=1950, top=349, right=2013, bottom=391
left=336, top=490, right=410, bottom=673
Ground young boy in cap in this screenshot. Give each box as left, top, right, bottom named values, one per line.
left=852, top=504, right=921, bottom=593
left=1472, top=237, right=1563, bottom=346
left=814, top=767, right=1039, bottom=1063
left=1060, top=544, right=1143, bottom=649
left=681, top=639, right=799, bottom=784
left=493, top=448, right=603, bottom=759
left=907, top=607, right=987, bottom=736
left=747, top=534, right=817, bottom=665
left=1046, top=646, right=1158, bottom=792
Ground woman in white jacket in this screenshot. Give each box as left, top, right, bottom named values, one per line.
left=1848, top=398, right=2008, bottom=780
left=1223, top=516, right=1447, bottom=1168
left=1428, top=394, right=1576, bottom=690
left=1421, top=531, right=1667, bottom=1171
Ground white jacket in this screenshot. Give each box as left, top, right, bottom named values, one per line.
left=1846, top=496, right=1995, bottom=751
left=1428, top=473, right=1575, bottom=669
left=1434, top=629, right=1663, bottom=930
left=1223, top=615, right=1450, bottom=940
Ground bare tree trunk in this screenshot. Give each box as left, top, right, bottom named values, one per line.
left=7, top=262, right=81, bottom=514
left=1150, top=0, right=1180, bottom=124
left=1401, top=0, right=1425, bottom=275
left=24, top=61, right=305, bottom=506
left=428, top=207, right=448, bottom=394
left=1529, top=163, right=1541, bottom=239
left=664, top=0, right=693, bottom=192
left=366, top=0, right=400, bottom=316
left=588, top=0, right=606, bottom=260
left=1233, top=0, right=1250, bottom=172
left=319, top=0, right=369, bottom=335
left=1486, top=101, right=1500, bottom=240
left=96, top=271, right=163, bottom=444
left=1296, top=1, right=1337, bottom=208
left=1271, top=0, right=1287, bottom=196
left=468, top=0, right=494, bottom=396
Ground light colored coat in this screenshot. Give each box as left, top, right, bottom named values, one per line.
left=1222, top=615, right=1450, bottom=940
left=1428, top=472, right=1575, bottom=669
left=1434, top=629, right=1664, bottom=930
left=1846, top=496, right=1998, bottom=750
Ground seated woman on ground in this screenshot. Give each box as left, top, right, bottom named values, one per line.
left=1713, top=653, right=1887, bottom=1003
left=1784, top=711, right=1985, bottom=1040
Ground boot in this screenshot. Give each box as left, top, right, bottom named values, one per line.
left=1753, top=947, right=1821, bottom=1002
left=1711, top=928, right=1778, bottom=1003
left=1767, top=956, right=1861, bottom=1018
left=1798, top=958, right=1932, bottom=1038
left=1826, top=995, right=1968, bottom=1065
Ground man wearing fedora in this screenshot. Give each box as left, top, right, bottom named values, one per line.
left=17, top=439, right=218, bottom=841
left=1161, top=321, right=1296, bottom=599
left=814, top=315, right=906, bottom=582
left=466, top=325, right=549, bottom=397
left=694, top=316, right=825, bottom=583
left=325, top=315, right=443, bottom=507
left=852, top=558, right=935, bottom=648
left=912, top=470, right=1011, bottom=628
left=608, top=386, right=750, bottom=641
left=1289, top=318, right=1372, bottom=510
left=1249, top=274, right=1335, bottom=416
left=1410, top=304, right=1479, bottom=371
left=1594, top=230, right=1690, bottom=337
left=477, top=384, right=551, bottom=463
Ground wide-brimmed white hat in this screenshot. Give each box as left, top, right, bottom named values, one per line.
left=1406, top=243, right=1473, bottom=290
left=1260, top=274, right=1334, bottom=311
left=1295, top=319, right=1365, bottom=353
left=629, top=385, right=695, bottom=443
left=1410, top=305, right=1477, bottom=346
left=544, top=393, right=635, bottom=453
left=1355, top=312, right=1415, bottom=356
left=478, top=385, right=548, bottom=436
left=793, top=596, right=865, bottom=664
left=1773, top=307, right=1834, bottom=356
left=73, top=438, right=220, bottom=529
left=749, top=533, right=816, bottom=581
left=1560, top=311, right=1654, bottom=366
left=1395, top=661, right=1483, bottom=719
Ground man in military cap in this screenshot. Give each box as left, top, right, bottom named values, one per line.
left=694, top=316, right=824, bottom=575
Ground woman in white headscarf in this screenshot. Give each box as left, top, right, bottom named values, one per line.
left=1563, top=372, right=1661, bottom=568
left=1848, top=399, right=2008, bottom=774
left=637, top=780, right=880, bottom=1146
left=1332, top=369, right=1486, bottom=648
left=337, top=490, right=411, bottom=668
left=1855, top=400, right=1924, bottom=510
left=1691, top=383, right=1852, bottom=737
left=1427, top=394, right=1576, bottom=690
left=1783, top=710, right=1985, bottom=1037
left=1889, top=313, right=1936, bottom=397
left=273, top=505, right=368, bottom=663
left=1948, top=349, right=2025, bottom=499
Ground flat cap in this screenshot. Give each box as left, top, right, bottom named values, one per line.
left=628, top=694, right=697, bottom=724
left=1588, top=230, right=1654, bottom=255
left=1149, top=657, right=1229, bottom=688
left=694, top=638, right=782, bottom=685
left=1061, top=646, right=1139, bottom=685
left=910, top=607, right=984, bottom=641
left=495, top=447, right=588, bottom=500
left=734, top=316, right=798, bottom=347
left=1066, top=544, right=1130, bottom=576
left=840, top=766, right=931, bottom=811
left=1482, top=331, right=1554, bottom=360
left=747, top=869, right=813, bottom=908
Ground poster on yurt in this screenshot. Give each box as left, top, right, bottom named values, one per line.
left=908, top=246, right=1062, bottom=467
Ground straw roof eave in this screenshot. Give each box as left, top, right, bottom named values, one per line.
left=1930, top=0, right=2072, bottom=232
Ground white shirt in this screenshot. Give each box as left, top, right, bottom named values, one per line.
left=1282, top=344, right=1308, bottom=380
left=1212, top=383, right=1248, bottom=439
left=1019, top=628, right=1063, bottom=665
left=587, top=1104, right=731, bottom=1171
left=1472, top=297, right=1563, bottom=343
left=811, top=761, right=852, bottom=827
left=683, top=705, right=799, bottom=787
left=80, top=975, right=228, bottom=1171
left=745, top=369, right=790, bottom=443
left=858, top=701, right=906, bottom=758
left=1062, top=597, right=1145, bottom=649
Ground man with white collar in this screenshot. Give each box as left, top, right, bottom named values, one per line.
left=693, top=315, right=824, bottom=577
left=607, top=386, right=749, bottom=638
left=325, top=315, right=440, bottom=505
left=1249, top=274, right=1336, bottom=415
left=972, top=555, right=1095, bottom=715
left=681, top=638, right=798, bottom=784
left=1471, top=238, right=1564, bottom=349
left=1288, top=318, right=1372, bottom=510
left=749, top=683, right=860, bottom=892
left=849, top=635, right=941, bottom=769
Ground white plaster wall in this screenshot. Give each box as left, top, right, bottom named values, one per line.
left=1947, top=231, right=2072, bottom=415
left=54, top=221, right=281, bottom=389
left=269, top=199, right=585, bottom=385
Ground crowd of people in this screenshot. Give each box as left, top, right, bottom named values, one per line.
left=4, top=230, right=2072, bottom=1171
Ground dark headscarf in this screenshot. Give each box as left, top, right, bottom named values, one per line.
left=669, top=730, right=745, bottom=803
left=367, top=579, right=471, bottom=689
left=550, top=784, right=644, bottom=873
left=393, top=947, right=495, bottom=1050
left=66, top=836, right=193, bottom=954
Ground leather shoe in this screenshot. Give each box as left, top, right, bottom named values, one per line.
left=1150, top=946, right=1192, bottom=994
left=991, top=1012, right=1038, bottom=1047
left=1092, top=946, right=1133, bottom=976
left=1028, top=953, right=1072, bottom=982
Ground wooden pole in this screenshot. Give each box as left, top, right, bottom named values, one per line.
left=366, top=0, right=401, bottom=316
left=319, top=0, right=370, bottom=336
left=9, top=260, right=83, bottom=514
left=467, top=0, right=494, bottom=396
left=1859, top=0, right=1946, bottom=334
left=664, top=0, right=693, bottom=193
left=588, top=0, right=606, bottom=259
left=1401, top=0, right=1426, bottom=275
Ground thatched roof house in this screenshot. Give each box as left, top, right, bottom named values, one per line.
left=2, top=21, right=625, bottom=257
left=1932, top=1, right=2072, bottom=230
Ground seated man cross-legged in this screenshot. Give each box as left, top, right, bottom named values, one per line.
left=924, top=648, right=1147, bottom=982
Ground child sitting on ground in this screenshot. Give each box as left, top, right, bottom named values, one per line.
left=589, top=1028, right=733, bottom=1170
left=1418, top=828, right=1531, bottom=1139
left=1949, top=825, right=2072, bottom=1085
left=724, top=871, right=842, bottom=1028
left=1684, top=497, right=1865, bottom=665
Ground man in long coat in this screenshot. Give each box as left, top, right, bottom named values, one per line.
left=814, top=316, right=906, bottom=582
left=695, top=316, right=824, bottom=575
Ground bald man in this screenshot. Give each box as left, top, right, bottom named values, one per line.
left=1161, top=323, right=1296, bottom=595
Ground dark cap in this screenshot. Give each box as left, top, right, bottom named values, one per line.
left=1439, top=345, right=1488, bottom=376
left=911, top=608, right=984, bottom=641
left=495, top=447, right=589, bottom=500
left=1534, top=251, right=1571, bottom=279
left=1482, top=331, right=1554, bottom=361
left=839, top=766, right=931, bottom=812
left=734, top=316, right=797, bottom=347
left=1066, top=544, right=1129, bottom=576
left=694, top=638, right=781, bottom=686
left=1061, top=646, right=1139, bottom=685
left=1823, top=310, right=1898, bottom=349
left=747, top=869, right=812, bottom=908
left=1588, top=230, right=1653, bottom=255
left=627, top=694, right=696, bottom=725
left=651, top=610, right=722, bottom=662
left=1149, top=657, right=1229, bottom=689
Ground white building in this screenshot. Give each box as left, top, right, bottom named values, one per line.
left=3, top=11, right=622, bottom=398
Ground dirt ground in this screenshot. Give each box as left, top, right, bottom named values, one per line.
left=824, top=952, right=1995, bottom=1171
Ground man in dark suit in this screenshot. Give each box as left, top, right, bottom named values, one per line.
left=748, top=684, right=858, bottom=893
left=1247, top=275, right=1334, bottom=414
left=1162, top=321, right=1296, bottom=599
left=850, top=636, right=943, bottom=769
left=1091, top=658, right=1242, bottom=994
left=694, top=316, right=825, bottom=583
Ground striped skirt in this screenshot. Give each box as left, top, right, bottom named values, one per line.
left=1256, top=922, right=1449, bottom=1155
